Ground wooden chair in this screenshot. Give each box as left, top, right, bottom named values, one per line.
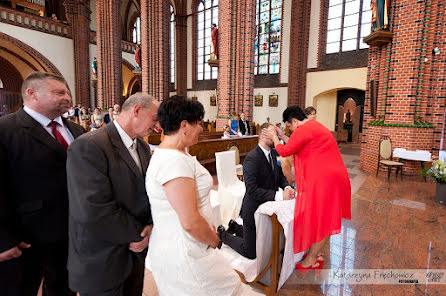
left=376, top=136, right=404, bottom=181
left=229, top=144, right=243, bottom=180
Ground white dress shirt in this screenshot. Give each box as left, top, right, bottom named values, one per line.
left=23, top=106, right=74, bottom=144
left=114, top=120, right=142, bottom=173
left=257, top=144, right=292, bottom=201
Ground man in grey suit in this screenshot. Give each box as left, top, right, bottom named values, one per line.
left=66, top=93, right=160, bottom=296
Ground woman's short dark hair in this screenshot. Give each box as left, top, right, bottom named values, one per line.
left=158, top=95, right=205, bottom=135
left=282, top=106, right=307, bottom=123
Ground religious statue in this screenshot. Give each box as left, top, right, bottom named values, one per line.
left=210, top=23, right=218, bottom=60
left=371, top=0, right=390, bottom=31
left=345, top=109, right=352, bottom=123
left=91, top=57, right=98, bottom=79
left=135, top=45, right=142, bottom=69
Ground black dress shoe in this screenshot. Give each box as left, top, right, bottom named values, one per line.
left=217, top=225, right=226, bottom=241
left=227, top=219, right=238, bottom=235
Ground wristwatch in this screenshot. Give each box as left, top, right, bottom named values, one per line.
left=217, top=240, right=223, bottom=249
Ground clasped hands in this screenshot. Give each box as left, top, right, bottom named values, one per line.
left=129, top=225, right=152, bottom=253
left=283, top=188, right=296, bottom=200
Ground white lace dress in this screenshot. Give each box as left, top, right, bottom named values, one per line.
left=146, top=149, right=242, bottom=296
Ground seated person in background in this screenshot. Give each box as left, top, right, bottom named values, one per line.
left=239, top=112, right=250, bottom=135
left=228, top=114, right=240, bottom=136
left=218, top=123, right=295, bottom=259
left=103, top=107, right=113, bottom=124
left=90, top=107, right=104, bottom=130
left=305, top=106, right=317, bottom=120
left=112, top=104, right=121, bottom=120
left=78, top=107, right=90, bottom=130
left=281, top=156, right=295, bottom=187
left=222, top=124, right=238, bottom=139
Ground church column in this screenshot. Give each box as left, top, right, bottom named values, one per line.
left=141, top=0, right=170, bottom=101
left=95, top=0, right=122, bottom=108
left=216, top=0, right=256, bottom=130
left=175, top=13, right=188, bottom=96
left=64, top=0, right=91, bottom=107
left=287, top=0, right=311, bottom=107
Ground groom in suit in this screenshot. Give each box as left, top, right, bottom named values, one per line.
left=67, top=93, right=160, bottom=296
left=218, top=123, right=295, bottom=259
left=0, top=72, right=84, bottom=295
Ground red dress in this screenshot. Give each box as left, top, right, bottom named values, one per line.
left=275, top=120, right=351, bottom=254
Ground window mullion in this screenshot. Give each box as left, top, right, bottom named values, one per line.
left=339, top=0, right=346, bottom=53
left=357, top=0, right=363, bottom=50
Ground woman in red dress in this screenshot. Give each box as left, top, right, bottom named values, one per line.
left=265, top=106, right=351, bottom=272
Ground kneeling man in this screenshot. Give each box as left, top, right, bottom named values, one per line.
left=218, top=123, right=295, bottom=259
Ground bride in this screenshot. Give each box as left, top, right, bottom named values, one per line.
left=146, top=96, right=246, bottom=295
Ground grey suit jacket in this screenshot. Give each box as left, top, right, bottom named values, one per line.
left=66, top=122, right=152, bottom=292
left=0, top=108, right=85, bottom=252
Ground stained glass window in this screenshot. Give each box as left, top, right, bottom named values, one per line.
left=326, top=0, right=372, bottom=54
left=255, top=0, right=282, bottom=75
left=170, top=5, right=175, bottom=84
left=132, top=17, right=141, bottom=45
left=197, top=0, right=218, bottom=81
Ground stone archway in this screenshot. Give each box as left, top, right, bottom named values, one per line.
left=0, top=32, right=62, bottom=76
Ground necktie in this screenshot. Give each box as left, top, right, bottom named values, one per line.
left=268, top=153, right=275, bottom=171
left=129, top=142, right=143, bottom=174
left=49, top=121, right=68, bottom=151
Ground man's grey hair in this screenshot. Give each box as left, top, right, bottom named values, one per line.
left=121, top=92, right=155, bottom=112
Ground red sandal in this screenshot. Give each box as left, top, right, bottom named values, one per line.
left=295, top=260, right=322, bottom=275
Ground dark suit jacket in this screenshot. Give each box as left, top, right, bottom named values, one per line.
left=239, top=119, right=250, bottom=135
left=0, top=108, right=85, bottom=252
left=66, top=122, right=152, bottom=292
left=241, top=146, right=289, bottom=227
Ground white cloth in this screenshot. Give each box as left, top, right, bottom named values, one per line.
left=223, top=200, right=304, bottom=291
left=23, top=106, right=74, bottom=144
left=393, top=148, right=431, bottom=161
left=146, top=149, right=247, bottom=296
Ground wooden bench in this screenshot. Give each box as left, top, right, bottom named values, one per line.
left=236, top=214, right=283, bottom=296
left=187, top=136, right=259, bottom=174
left=10, top=0, right=45, bottom=16
left=145, top=131, right=224, bottom=146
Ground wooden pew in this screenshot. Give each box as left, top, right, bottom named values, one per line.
left=145, top=131, right=224, bottom=146
left=187, top=135, right=259, bottom=174
left=236, top=214, right=283, bottom=296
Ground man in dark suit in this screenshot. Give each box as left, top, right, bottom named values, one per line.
left=0, top=72, right=85, bottom=295
left=239, top=112, right=250, bottom=135
left=218, top=123, right=295, bottom=259
left=66, top=92, right=160, bottom=296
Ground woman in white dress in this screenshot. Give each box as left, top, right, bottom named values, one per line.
left=146, top=96, right=244, bottom=295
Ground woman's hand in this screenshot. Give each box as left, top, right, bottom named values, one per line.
left=275, top=126, right=284, bottom=139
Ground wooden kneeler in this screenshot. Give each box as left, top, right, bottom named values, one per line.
left=235, top=214, right=283, bottom=296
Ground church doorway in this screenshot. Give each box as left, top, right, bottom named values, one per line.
left=335, top=89, right=365, bottom=143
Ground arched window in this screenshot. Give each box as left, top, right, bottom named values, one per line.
left=132, top=17, right=141, bottom=44
left=254, top=0, right=282, bottom=75
left=326, top=0, right=372, bottom=54
left=170, top=5, right=175, bottom=84
left=197, top=0, right=218, bottom=81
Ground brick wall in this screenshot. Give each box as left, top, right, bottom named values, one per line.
left=0, top=56, right=22, bottom=92
left=174, top=1, right=187, bottom=96
left=95, top=0, right=122, bottom=109
left=360, top=0, right=446, bottom=174
left=287, top=0, right=311, bottom=107
left=64, top=0, right=91, bottom=108
left=141, top=0, right=170, bottom=101
left=216, top=0, right=256, bottom=130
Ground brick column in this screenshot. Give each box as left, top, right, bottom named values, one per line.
left=287, top=0, right=311, bottom=108
left=360, top=0, right=445, bottom=174
left=175, top=13, right=187, bottom=96
left=64, top=0, right=91, bottom=107
left=141, top=0, right=170, bottom=101
left=216, top=0, right=256, bottom=130
left=95, top=0, right=122, bottom=108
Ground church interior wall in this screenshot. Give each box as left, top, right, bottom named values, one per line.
left=313, top=90, right=337, bottom=131
left=0, top=39, right=43, bottom=78
left=252, top=87, right=289, bottom=125
left=186, top=13, right=193, bottom=89
left=187, top=90, right=218, bottom=122
left=89, top=43, right=97, bottom=107
left=306, top=67, right=367, bottom=109
left=0, top=22, right=75, bottom=102
left=122, top=61, right=134, bottom=98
